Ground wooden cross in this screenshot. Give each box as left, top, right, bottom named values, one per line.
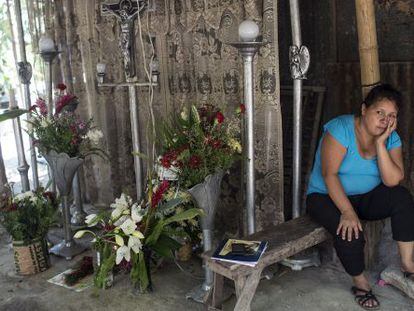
left=101, top=0, right=146, bottom=78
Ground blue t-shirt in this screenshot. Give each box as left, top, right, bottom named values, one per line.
left=307, top=114, right=402, bottom=195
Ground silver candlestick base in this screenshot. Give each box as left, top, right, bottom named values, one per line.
left=280, top=247, right=320, bottom=271
left=49, top=239, right=87, bottom=261
left=71, top=210, right=87, bottom=227
left=185, top=282, right=212, bottom=303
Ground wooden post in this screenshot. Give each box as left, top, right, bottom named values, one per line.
left=355, top=0, right=383, bottom=269
left=355, top=0, right=380, bottom=97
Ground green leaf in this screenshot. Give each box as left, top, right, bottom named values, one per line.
left=164, top=208, right=203, bottom=225
left=145, top=221, right=165, bottom=246
left=150, top=234, right=180, bottom=259
left=157, top=197, right=184, bottom=214
left=0, top=109, right=28, bottom=122
left=138, top=251, right=149, bottom=291
left=162, top=227, right=189, bottom=239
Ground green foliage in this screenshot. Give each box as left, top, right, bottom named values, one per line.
left=157, top=104, right=241, bottom=188
left=0, top=189, right=58, bottom=241
left=93, top=242, right=116, bottom=289
left=27, top=97, right=106, bottom=159
left=75, top=180, right=202, bottom=291
left=27, top=111, right=91, bottom=157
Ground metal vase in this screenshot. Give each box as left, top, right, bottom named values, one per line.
left=44, top=150, right=87, bottom=260
left=185, top=169, right=224, bottom=303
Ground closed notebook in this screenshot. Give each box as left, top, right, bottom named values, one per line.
left=211, top=238, right=268, bottom=267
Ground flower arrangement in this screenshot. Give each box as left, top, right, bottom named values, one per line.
left=0, top=189, right=58, bottom=241
left=74, top=178, right=202, bottom=291
left=27, top=83, right=105, bottom=158
left=157, top=104, right=242, bottom=189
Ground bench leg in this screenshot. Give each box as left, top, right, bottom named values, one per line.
left=233, top=269, right=263, bottom=311
left=205, top=272, right=225, bottom=311
left=212, top=272, right=224, bottom=308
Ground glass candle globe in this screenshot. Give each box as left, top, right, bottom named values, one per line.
left=238, top=20, right=260, bottom=42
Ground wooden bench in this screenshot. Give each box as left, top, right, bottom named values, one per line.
left=204, top=215, right=330, bottom=311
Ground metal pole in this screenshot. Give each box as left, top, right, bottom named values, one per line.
left=14, top=0, right=39, bottom=189
left=280, top=0, right=319, bottom=272
left=46, top=60, right=54, bottom=118
left=243, top=54, right=256, bottom=235
left=40, top=51, right=59, bottom=194
left=230, top=42, right=262, bottom=235
left=70, top=171, right=87, bottom=226
left=9, top=90, right=30, bottom=192
left=289, top=0, right=307, bottom=219
left=128, top=84, right=144, bottom=200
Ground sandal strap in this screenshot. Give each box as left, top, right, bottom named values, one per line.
left=351, top=287, right=380, bottom=308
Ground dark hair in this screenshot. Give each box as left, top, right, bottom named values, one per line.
left=363, top=83, right=402, bottom=109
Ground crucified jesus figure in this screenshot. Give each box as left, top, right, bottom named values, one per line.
left=101, top=0, right=146, bottom=78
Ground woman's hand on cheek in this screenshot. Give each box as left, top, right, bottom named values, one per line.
left=376, top=119, right=397, bottom=146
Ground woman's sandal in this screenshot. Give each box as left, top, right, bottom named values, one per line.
left=351, top=286, right=380, bottom=310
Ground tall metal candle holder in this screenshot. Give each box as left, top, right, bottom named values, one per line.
left=9, top=89, right=30, bottom=192
left=280, top=0, right=320, bottom=271
left=229, top=38, right=263, bottom=235
left=39, top=37, right=60, bottom=194
left=14, top=0, right=39, bottom=189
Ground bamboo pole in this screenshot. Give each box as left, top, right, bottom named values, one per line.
left=355, top=0, right=382, bottom=269
left=355, top=0, right=380, bottom=98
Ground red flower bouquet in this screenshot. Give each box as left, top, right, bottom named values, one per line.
left=157, top=105, right=241, bottom=188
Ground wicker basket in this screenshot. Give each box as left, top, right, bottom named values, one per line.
left=13, top=238, right=50, bottom=275
left=175, top=242, right=192, bottom=261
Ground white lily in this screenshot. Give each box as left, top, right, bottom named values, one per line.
left=120, top=218, right=137, bottom=236
left=15, top=191, right=34, bottom=201
left=128, top=236, right=142, bottom=254
left=111, top=206, right=126, bottom=220
left=86, top=128, right=104, bottom=144
left=73, top=229, right=95, bottom=239
left=115, top=234, right=124, bottom=246
left=74, top=230, right=87, bottom=239
left=113, top=215, right=129, bottom=227
left=110, top=193, right=132, bottom=210
left=131, top=203, right=143, bottom=223
left=85, top=214, right=98, bottom=226
left=116, top=245, right=131, bottom=264
left=110, top=194, right=133, bottom=220
left=132, top=230, right=144, bottom=239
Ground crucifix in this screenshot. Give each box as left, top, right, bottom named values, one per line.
left=100, top=0, right=154, bottom=200
left=101, top=0, right=146, bottom=78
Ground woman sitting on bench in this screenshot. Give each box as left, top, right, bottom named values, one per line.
left=306, top=83, right=414, bottom=310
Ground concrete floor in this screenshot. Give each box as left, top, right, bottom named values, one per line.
left=1, top=226, right=413, bottom=311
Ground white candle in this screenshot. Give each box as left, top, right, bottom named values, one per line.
left=39, top=35, right=56, bottom=52
left=8, top=88, right=17, bottom=109
left=96, top=63, right=107, bottom=74
left=238, top=20, right=260, bottom=42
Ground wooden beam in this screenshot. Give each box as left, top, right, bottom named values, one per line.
left=355, top=0, right=383, bottom=268
left=355, top=0, right=380, bottom=97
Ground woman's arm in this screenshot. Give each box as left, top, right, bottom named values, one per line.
left=321, top=133, right=363, bottom=241
left=376, top=120, right=404, bottom=186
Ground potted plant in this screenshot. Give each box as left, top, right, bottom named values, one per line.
left=0, top=189, right=58, bottom=275
left=156, top=104, right=242, bottom=288
left=74, top=177, right=202, bottom=291
left=26, top=83, right=106, bottom=259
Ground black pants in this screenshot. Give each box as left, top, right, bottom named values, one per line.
left=306, top=184, right=414, bottom=276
